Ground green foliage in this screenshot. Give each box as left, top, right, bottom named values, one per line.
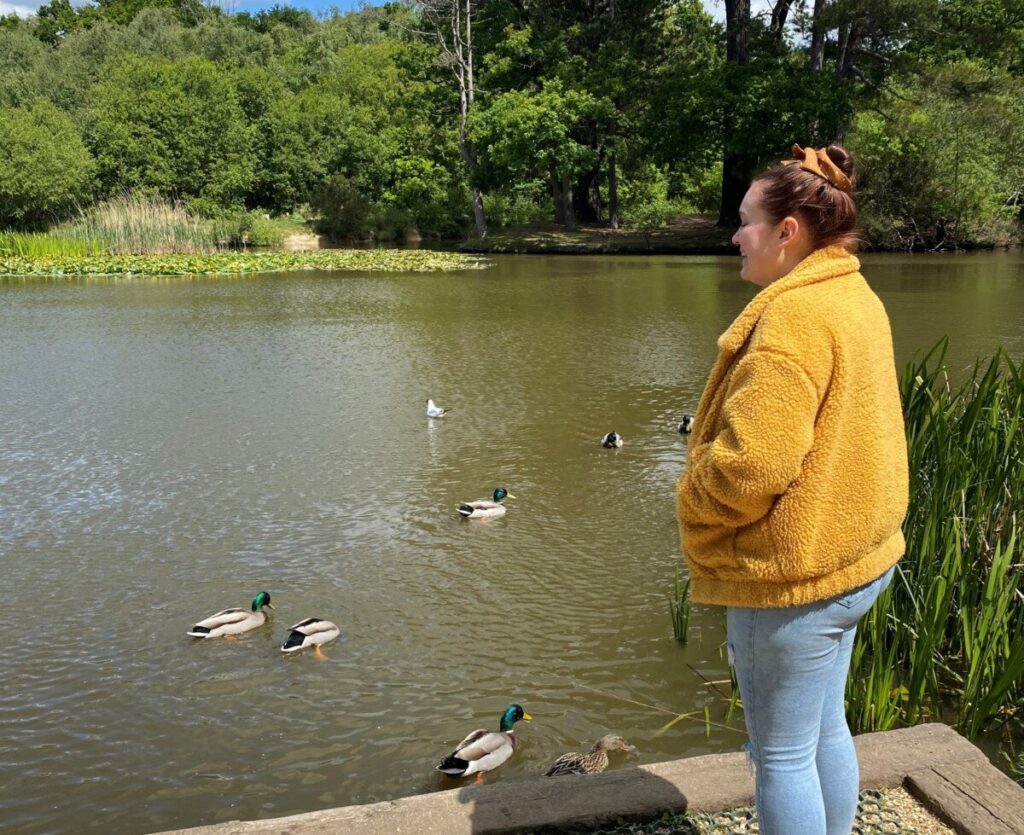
left=84, top=54, right=254, bottom=207
left=0, top=98, right=94, bottom=228
left=471, top=80, right=612, bottom=189
left=846, top=339, right=1024, bottom=739
left=484, top=182, right=550, bottom=227
left=618, top=165, right=691, bottom=228
left=0, top=230, right=103, bottom=257
left=312, top=175, right=370, bottom=241
left=1, top=0, right=1021, bottom=242
left=669, top=568, right=692, bottom=643
left=0, top=248, right=487, bottom=277
left=849, top=60, right=1024, bottom=249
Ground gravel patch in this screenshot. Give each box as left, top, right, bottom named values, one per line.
left=545, top=787, right=954, bottom=834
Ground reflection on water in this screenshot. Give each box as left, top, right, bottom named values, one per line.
left=1, top=250, right=1022, bottom=833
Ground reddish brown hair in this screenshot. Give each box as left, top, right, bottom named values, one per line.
left=753, top=145, right=859, bottom=253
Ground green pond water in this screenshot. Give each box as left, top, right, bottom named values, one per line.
left=1, top=250, right=1022, bottom=833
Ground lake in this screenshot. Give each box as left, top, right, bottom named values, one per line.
left=1, top=249, right=1022, bottom=833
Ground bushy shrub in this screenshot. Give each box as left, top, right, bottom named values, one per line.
left=848, top=61, right=1024, bottom=250
left=618, top=165, right=690, bottom=228
left=0, top=99, right=94, bottom=228
left=312, top=175, right=370, bottom=240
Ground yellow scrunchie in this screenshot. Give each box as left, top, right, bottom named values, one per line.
left=782, top=144, right=852, bottom=193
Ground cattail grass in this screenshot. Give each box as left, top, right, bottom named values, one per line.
left=54, top=193, right=224, bottom=255
left=847, top=338, right=1024, bottom=739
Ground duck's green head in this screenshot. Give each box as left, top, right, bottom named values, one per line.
left=499, top=703, right=531, bottom=732
left=493, top=488, right=516, bottom=503
left=251, top=591, right=275, bottom=612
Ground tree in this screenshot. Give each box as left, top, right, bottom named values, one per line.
left=85, top=55, right=254, bottom=207
left=0, top=98, right=94, bottom=227
left=471, top=81, right=611, bottom=229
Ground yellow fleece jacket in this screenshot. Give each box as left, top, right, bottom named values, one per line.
left=677, top=245, right=908, bottom=608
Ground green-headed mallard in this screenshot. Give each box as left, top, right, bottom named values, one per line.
left=187, top=591, right=274, bottom=639
left=427, top=398, right=452, bottom=418
left=678, top=415, right=694, bottom=434
left=457, top=487, right=515, bottom=519
left=602, top=431, right=623, bottom=448
left=543, top=734, right=637, bottom=776
left=281, top=617, right=340, bottom=655
left=437, top=704, right=531, bottom=780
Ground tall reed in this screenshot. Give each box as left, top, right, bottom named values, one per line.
left=847, top=338, right=1024, bottom=740
left=0, top=230, right=104, bottom=257
left=55, top=193, right=223, bottom=255
left=669, top=568, right=692, bottom=643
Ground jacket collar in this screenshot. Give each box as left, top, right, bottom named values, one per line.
left=718, top=245, right=860, bottom=354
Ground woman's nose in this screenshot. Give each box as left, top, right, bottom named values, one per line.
left=731, top=230, right=740, bottom=246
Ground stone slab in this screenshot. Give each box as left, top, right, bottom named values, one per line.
left=154, top=723, right=994, bottom=835
left=906, top=760, right=1024, bottom=834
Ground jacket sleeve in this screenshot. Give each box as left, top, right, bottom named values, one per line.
left=677, top=348, right=821, bottom=529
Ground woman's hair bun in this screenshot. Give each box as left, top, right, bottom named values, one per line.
left=824, top=145, right=855, bottom=180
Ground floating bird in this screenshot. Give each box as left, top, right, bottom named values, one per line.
left=187, top=591, right=274, bottom=639
left=281, top=617, right=341, bottom=656
left=437, top=704, right=531, bottom=781
left=458, top=487, right=515, bottom=519
left=544, top=734, right=637, bottom=777
left=601, top=431, right=623, bottom=448
left=427, top=399, right=452, bottom=418
left=678, top=415, right=694, bottom=434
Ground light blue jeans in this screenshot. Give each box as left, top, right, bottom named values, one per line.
left=726, top=567, right=894, bottom=835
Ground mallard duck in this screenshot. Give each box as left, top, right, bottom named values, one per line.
left=458, top=487, right=515, bottom=518
left=187, top=591, right=274, bottom=638
left=677, top=415, right=694, bottom=434
left=437, top=704, right=531, bottom=780
left=601, top=431, right=623, bottom=448
left=281, top=617, right=340, bottom=655
left=544, top=734, right=637, bottom=776
left=427, top=398, right=452, bottom=418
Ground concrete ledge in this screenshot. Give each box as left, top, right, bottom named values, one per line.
left=156, top=724, right=1010, bottom=835
left=906, top=761, right=1024, bottom=834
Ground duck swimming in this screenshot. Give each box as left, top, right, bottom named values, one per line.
left=601, top=431, right=623, bottom=448
left=281, top=617, right=341, bottom=655
left=458, top=487, right=515, bottom=518
left=187, top=591, right=274, bottom=639
left=544, top=734, right=637, bottom=776
left=437, top=704, right=531, bottom=781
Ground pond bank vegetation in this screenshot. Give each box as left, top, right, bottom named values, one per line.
left=0, top=249, right=487, bottom=277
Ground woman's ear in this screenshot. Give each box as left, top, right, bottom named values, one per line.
left=778, top=215, right=800, bottom=246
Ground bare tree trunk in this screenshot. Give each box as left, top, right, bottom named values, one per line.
left=836, top=20, right=859, bottom=79
left=770, top=0, right=794, bottom=43
left=608, top=151, right=619, bottom=229
left=418, top=0, right=488, bottom=238
left=726, top=0, right=750, bottom=64
left=810, top=0, right=827, bottom=71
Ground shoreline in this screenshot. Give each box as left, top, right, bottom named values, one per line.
left=456, top=217, right=1022, bottom=256
left=154, top=724, right=1024, bottom=835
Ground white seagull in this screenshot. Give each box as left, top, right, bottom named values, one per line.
left=427, top=398, right=452, bottom=418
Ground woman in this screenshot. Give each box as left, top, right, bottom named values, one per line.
left=676, top=145, right=909, bottom=835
